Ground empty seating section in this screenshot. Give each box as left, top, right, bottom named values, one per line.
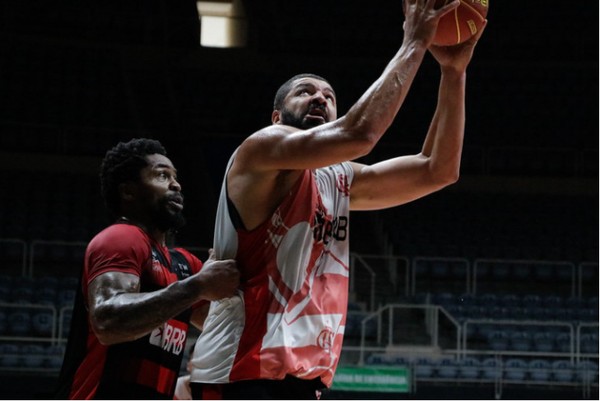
left=0, top=274, right=76, bottom=372
left=353, top=191, right=597, bottom=391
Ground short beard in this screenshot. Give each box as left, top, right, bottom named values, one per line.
left=154, top=200, right=186, bottom=233
left=279, top=108, right=321, bottom=129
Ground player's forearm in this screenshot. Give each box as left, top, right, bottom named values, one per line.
left=342, top=41, right=428, bottom=146
left=423, top=69, right=467, bottom=183
left=91, top=277, right=203, bottom=345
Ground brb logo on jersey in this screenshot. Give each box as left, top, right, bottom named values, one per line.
left=149, top=320, right=187, bottom=355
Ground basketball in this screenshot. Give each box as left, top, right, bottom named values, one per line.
left=433, top=0, right=488, bottom=46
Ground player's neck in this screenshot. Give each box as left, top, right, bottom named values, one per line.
left=117, top=216, right=167, bottom=246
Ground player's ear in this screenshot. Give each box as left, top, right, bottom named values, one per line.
left=272, top=109, right=281, bottom=124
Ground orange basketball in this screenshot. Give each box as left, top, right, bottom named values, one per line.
left=433, top=0, right=488, bottom=46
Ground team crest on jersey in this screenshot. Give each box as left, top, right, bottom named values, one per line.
left=317, top=328, right=334, bottom=350
left=149, top=320, right=187, bottom=355
left=336, top=174, right=350, bottom=196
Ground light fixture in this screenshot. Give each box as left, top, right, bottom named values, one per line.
left=196, top=0, right=247, bottom=48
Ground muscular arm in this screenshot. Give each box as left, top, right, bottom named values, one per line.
left=88, top=256, right=239, bottom=345
left=229, top=1, right=460, bottom=229
left=349, top=21, right=487, bottom=211
left=349, top=68, right=466, bottom=210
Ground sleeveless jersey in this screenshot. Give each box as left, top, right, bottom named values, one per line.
left=55, top=223, right=202, bottom=399
left=190, top=155, right=353, bottom=388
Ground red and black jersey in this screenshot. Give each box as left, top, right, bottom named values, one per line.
left=55, top=223, right=204, bottom=400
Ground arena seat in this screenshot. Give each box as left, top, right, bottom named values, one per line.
left=480, top=357, right=501, bottom=381
left=436, top=358, right=459, bottom=379
left=504, top=358, right=528, bottom=381
left=458, top=357, right=480, bottom=380
left=0, top=344, right=21, bottom=368
left=20, top=344, right=46, bottom=368
left=31, top=310, right=55, bottom=337
left=7, top=310, right=32, bottom=336
left=551, top=359, right=575, bottom=382
left=528, top=359, right=551, bottom=382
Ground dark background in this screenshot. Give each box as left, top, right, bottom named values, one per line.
left=0, top=1, right=597, bottom=399
left=0, top=0, right=597, bottom=248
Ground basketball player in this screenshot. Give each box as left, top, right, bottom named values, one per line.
left=55, top=138, right=240, bottom=399
left=189, top=0, right=487, bottom=398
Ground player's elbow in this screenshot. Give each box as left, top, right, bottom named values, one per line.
left=339, top=116, right=381, bottom=157
left=90, top=309, right=124, bottom=345
left=432, top=167, right=460, bottom=188
left=427, top=159, right=460, bottom=188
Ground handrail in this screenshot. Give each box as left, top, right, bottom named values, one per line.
left=358, top=303, right=461, bottom=365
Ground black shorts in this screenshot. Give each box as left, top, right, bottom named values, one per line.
left=190, top=375, right=326, bottom=400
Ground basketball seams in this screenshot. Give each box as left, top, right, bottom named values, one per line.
left=460, top=0, right=487, bottom=21
left=453, top=8, right=461, bottom=45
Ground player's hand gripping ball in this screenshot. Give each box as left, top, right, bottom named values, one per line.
left=434, top=0, right=488, bottom=46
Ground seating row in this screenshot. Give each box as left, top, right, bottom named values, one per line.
left=366, top=354, right=599, bottom=384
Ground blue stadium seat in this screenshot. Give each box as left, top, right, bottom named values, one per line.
left=552, top=359, right=575, bottom=382
left=487, top=329, right=509, bottom=351
left=36, top=275, right=59, bottom=290
left=533, top=263, right=555, bottom=281
left=576, top=360, right=599, bottom=383
left=500, top=294, right=521, bottom=308
left=488, top=306, right=510, bottom=320
left=20, top=344, right=46, bottom=368
left=8, top=310, right=32, bottom=336
left=522, top=294, right=542, bottom=308
left=57, top=289, right=77, bottom=309
left=0, top=344, right=21, bottom=368
left=31, top=310, right=55, bottom=337
left=366, top=353, right=388, bottom=365
left=504, top=358, right=528, bottom=381
left=580, top=333, right=599, bottom=354
left=11, top=286, right=34, bottom=304
left=45, top=344, right=66, bottom=370
left=532, top=331, right=555, bottom=353
left=392, top=355, right=409, bottom=366
left=436, top=358, right=459, bottom=379
left=34, top=287, right=57, bottom=305
left=509, top=330, right=532, bottom=352
left=576, top=308, right=597, bottom=323
left=543, top=295, right=563, bottom=309
left=414, top=357, right=435, bottom=379
left=458, top=357, right=480, bottom=380
left=528, top=359, right=551, bottom=382
left=480, top=358, right=501, bottom=381
left=555, top=332, right=573, bottom=353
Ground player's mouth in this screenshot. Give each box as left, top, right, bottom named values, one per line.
left=306, top=106, right=328, bottom=122
left=167, top=195, right=184, bottom=211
